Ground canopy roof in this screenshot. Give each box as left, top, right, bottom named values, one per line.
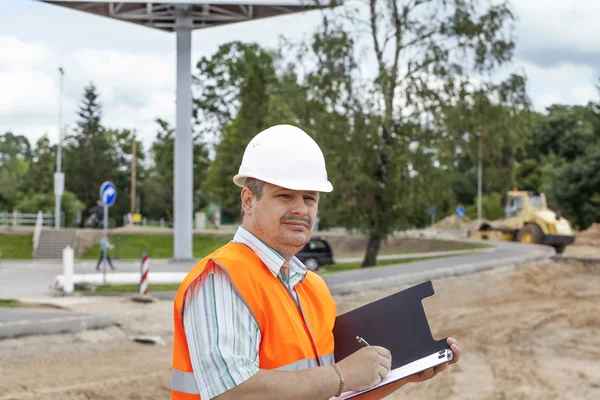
left=39, top=1, right=329, bottom=32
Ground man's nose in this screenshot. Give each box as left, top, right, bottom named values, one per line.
left=290, top=195, right=308, bottom=216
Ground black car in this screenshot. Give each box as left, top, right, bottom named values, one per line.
left=295, top=236, right=334, bottom=271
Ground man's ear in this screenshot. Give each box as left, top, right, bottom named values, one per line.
left=241, top=187, right=255, bottom=216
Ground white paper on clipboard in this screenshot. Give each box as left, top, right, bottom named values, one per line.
left=330, top=349, right=453, bottom=400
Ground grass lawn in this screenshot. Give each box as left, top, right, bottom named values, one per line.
left=82, top=234, right=231, bottom=259
left=0, top=233, right=33, bottom=259
left=72, top=283, right=181, bottom=293
left=319, top=256, right=444, bottom=274
left=0, top=299, right=21, bottom=307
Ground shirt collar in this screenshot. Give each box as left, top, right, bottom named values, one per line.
left=233, top=226, right=308, bottom=279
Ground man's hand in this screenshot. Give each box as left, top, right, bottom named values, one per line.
left=354, top=337, right=461, bottom=400
left=336, top=346, right=392, bottom=392
left=406, top=337, right=461, bottom=383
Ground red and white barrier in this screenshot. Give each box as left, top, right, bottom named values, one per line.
left=139, top=251, right=150, bottom=295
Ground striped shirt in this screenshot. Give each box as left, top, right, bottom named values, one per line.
left=182, top=226, right=309, bottom=399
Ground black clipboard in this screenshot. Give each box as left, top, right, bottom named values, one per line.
left=331, top=281, right=451, bottom=398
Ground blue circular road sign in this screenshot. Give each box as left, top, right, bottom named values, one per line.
left=100, top=181, right=117, bottom=207
left=456, top=205, right=466, bottom=218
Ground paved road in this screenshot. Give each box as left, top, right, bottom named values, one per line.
left=0, top=239, right=552, bottom=299
left=323, top=240, right=554, bottom=293
left=0, top=258, right=197, bottom=298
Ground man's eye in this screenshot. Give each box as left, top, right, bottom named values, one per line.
left=304, top=196, right=316, bottom=201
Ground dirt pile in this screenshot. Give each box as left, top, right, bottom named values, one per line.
left=434, top=215, right=472, bottom=229
left=575, top=223, right=600, bottom=247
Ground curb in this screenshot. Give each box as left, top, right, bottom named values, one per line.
left=0, top=312, right=113, bottom=340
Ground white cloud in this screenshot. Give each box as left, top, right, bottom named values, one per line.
left=0, top=36, right=52, bottom=66
left=69, top=48, right=177, bottom=150
left=512, top=0, right=600, bottom=54
left=519, top=60, right=598, bottom=109
left=0, top=36, right=62, bottom=145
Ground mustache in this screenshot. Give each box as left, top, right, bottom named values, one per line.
left=281, top=214, right=311, bottom=226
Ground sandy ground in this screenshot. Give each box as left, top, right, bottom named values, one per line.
left=1, top=248, right=599, bottom=400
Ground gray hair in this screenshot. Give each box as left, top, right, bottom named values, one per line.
left=240, top=178, right=264, bottom=222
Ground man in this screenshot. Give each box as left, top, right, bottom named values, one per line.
left=172, top=125, right=460, bottom=399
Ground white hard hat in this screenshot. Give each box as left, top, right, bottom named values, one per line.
left=233, top=124, right=333, bottom=192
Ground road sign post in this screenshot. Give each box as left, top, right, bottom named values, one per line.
left=99, top=181, right=117, bottom=285
left=429, top=206, right=436, bottom=227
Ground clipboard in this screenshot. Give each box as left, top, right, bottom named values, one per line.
left=330, top=281, right=452, bottom=399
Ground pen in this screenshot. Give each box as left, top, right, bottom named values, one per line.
left=356, top=336, right=370, bottom=347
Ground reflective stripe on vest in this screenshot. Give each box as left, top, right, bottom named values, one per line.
left=172, top=369, right=200, bottom=395
left=172, top=354, right=335, bottom=393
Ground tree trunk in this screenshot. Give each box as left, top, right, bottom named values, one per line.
left=362, top=233, right=381, bottom=268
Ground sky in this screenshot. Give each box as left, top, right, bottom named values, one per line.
left=1, top=0, right=599, bottom=153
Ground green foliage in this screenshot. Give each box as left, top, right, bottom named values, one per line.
left=62, top=83, right=120, bottom=217
left=319, top=256, right=444, bottom=274
left=24, top=135, right=56, bottom=194
left=0, top=233, right=33, bottom=259
left=141, top=119, right=210, bottom=222
left=197, top=42, right=295, bottom=218
left=531, top=105, right=597, bottom=161
left=521, top=101, right=600, bottom=229
left=0, top=132, right=31, bottom=210
left=515, top=159, right=542, bottom=191
left=308, top=0, right=520, bottom=265
left=555, top=144, right=600, bottom=229
left=82, top=234, right=230, bottom=260
left=15, top=191, right=84, bottom=227
left=465, top=192, right=505, bottom=221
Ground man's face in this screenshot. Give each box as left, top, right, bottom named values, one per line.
left=242, top=182, right=318, bottom=257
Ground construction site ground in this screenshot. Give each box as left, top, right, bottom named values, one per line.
left=1, top=242, right=598, bottom=400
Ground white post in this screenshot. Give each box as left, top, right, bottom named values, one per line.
left=55, top=67, right=65, bottom=230
left=477, top=133, right=483, bottom=223
left=173, top=7, right=194, bottom=261
left=195, top=212, right=207, bottom=231
left=63, top=245, right=74, bottom=294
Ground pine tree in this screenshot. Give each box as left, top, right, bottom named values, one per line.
left=62, top=83, right=119, bottom=219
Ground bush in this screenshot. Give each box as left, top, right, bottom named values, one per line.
left=465, top=192, right=506, bottom=221
left=15, top=191, right=84, bottom=227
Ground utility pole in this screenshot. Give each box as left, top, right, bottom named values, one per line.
left=130, top=133, right=137, bottom=215
left=54, top=67, right=65, bottom=229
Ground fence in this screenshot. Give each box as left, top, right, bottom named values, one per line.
left=0, top=211, right=62, bottom=228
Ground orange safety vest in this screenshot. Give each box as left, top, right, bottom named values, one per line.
left=171, top=242, right=337, bottom=399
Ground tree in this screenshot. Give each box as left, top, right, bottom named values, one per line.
left=515, top=158, right=542, bottom=191
left=195, top=42, right=299, bottom=219
left=0, top=132, right=31, bottom=210
left=310, top=0, right=521, bottom=266
left=105, top=128, right=145, bottom=219
left=62, top=83, right=120, bottom=219
left=24, top=135, right=56, bottom=194
left=16, top=191, right=84, bottom=227
left=555, top=144, right=600, bottom=229
left=193, top=41, right=279, bottom=142
left=531, top=105, right=597, bottom=162
left=141, top=119, right=210, bottom=221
